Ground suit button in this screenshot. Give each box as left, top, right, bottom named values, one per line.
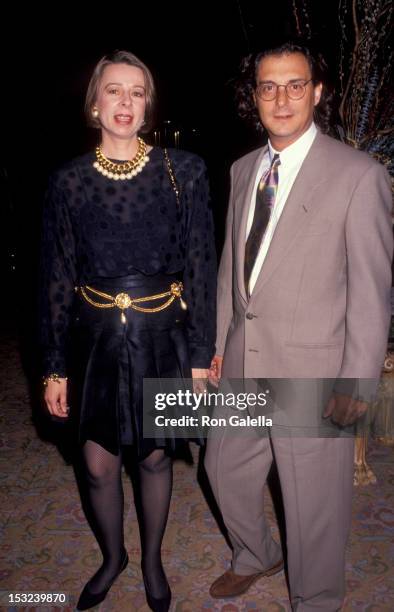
left=246, top=312, right=255, bottom=320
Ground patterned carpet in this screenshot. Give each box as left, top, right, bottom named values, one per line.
left=0, top=330, right=393, bottom=611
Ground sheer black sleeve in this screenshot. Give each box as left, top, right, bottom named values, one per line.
left=39, top=174, right=78, bottom=376
left=182, top=158, right=217, bottom=368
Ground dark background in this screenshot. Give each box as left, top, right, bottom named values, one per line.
left=0, top=1, right=351, bottom=341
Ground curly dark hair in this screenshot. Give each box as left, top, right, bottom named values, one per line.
left=235, top=38, right=333, bottom=135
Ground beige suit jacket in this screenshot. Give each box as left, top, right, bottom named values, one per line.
left=217, top=131, right=393, bottom=383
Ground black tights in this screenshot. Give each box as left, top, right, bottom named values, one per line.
left=81, top=441, right=172, bottom=598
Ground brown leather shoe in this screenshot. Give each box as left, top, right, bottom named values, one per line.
left=209, top=558, right=284, bottom=599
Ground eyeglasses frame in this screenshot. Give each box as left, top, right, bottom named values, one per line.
left=255, top=78, right=314, bottom=101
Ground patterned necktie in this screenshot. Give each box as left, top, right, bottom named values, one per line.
left=244, top=153, right=281, bottom=296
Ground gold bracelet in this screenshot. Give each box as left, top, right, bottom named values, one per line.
left=42, top=373, right=68, bottom=387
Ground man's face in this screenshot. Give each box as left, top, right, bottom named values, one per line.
left=254, top=52, right=322, bottom=150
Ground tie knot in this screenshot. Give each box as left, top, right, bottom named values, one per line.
left=271, top=153, right=280, bottom=167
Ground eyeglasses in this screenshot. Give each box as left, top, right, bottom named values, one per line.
left=255, top=79, right=313, bottom=101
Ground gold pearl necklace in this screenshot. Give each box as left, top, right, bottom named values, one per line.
left=93, top=137, right=149, bottom=180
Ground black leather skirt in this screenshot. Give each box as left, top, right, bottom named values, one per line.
left=68, top=272, right=194, bottom=458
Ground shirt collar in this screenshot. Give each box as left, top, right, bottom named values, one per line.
left=268, top=122, right=317, bottom=167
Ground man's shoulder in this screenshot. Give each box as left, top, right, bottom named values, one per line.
left=314, top=132, right=382, bottom=173
left=229, top=133, right=386, bottom=178
left=231, top=146, right=266, bottom=174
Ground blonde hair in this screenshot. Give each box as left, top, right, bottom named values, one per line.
left=84, top=50, right=156, bottom=133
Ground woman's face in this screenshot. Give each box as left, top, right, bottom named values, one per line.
left=94, top=63, right=147, bottom=141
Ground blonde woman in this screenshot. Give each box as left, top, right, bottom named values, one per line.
left=40, top=50, right=216, bottom=611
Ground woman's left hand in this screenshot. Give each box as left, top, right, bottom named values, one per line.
left=191, top=368, right=209, bottom=394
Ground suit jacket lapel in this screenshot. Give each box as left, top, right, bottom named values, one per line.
left=250, top=132, right=329, bottom=300
left=235, top=145, right=268, bottom=302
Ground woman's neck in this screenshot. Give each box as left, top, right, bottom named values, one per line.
left=100, top=134, right=139, bottom=160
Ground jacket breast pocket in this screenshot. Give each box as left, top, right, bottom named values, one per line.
left=302, top=220, right=331, bottom=236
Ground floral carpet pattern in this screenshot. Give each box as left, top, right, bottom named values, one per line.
left=0, top=331, right=393, bottom=611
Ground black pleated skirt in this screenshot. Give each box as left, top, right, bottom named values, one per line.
left=68, top=272, right=196, bottom=458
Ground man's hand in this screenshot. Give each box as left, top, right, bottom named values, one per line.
left=323, top=393, right=368, bottom=427
left=208, top=355, right=223, bottom=387
left=44, top=379, right=69, bottom=418
left=191, top=368, right=209, bottom=394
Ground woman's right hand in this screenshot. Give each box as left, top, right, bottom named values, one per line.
left=44, top=379, right=69, bottom=418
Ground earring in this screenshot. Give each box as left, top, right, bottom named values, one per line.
left=92, top=107, right=99, bottom=118
left=141, top=119, right=146, bottom=126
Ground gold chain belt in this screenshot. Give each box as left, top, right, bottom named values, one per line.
left=78, top=281, right=187, bottom=324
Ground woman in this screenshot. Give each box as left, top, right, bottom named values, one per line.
left=40, top=50, right=216, bottom=611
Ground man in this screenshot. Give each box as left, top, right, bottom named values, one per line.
left=205, top=40, right=393, bottom=611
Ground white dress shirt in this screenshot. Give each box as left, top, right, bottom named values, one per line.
left=246, top=122, right=317, bottom=293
